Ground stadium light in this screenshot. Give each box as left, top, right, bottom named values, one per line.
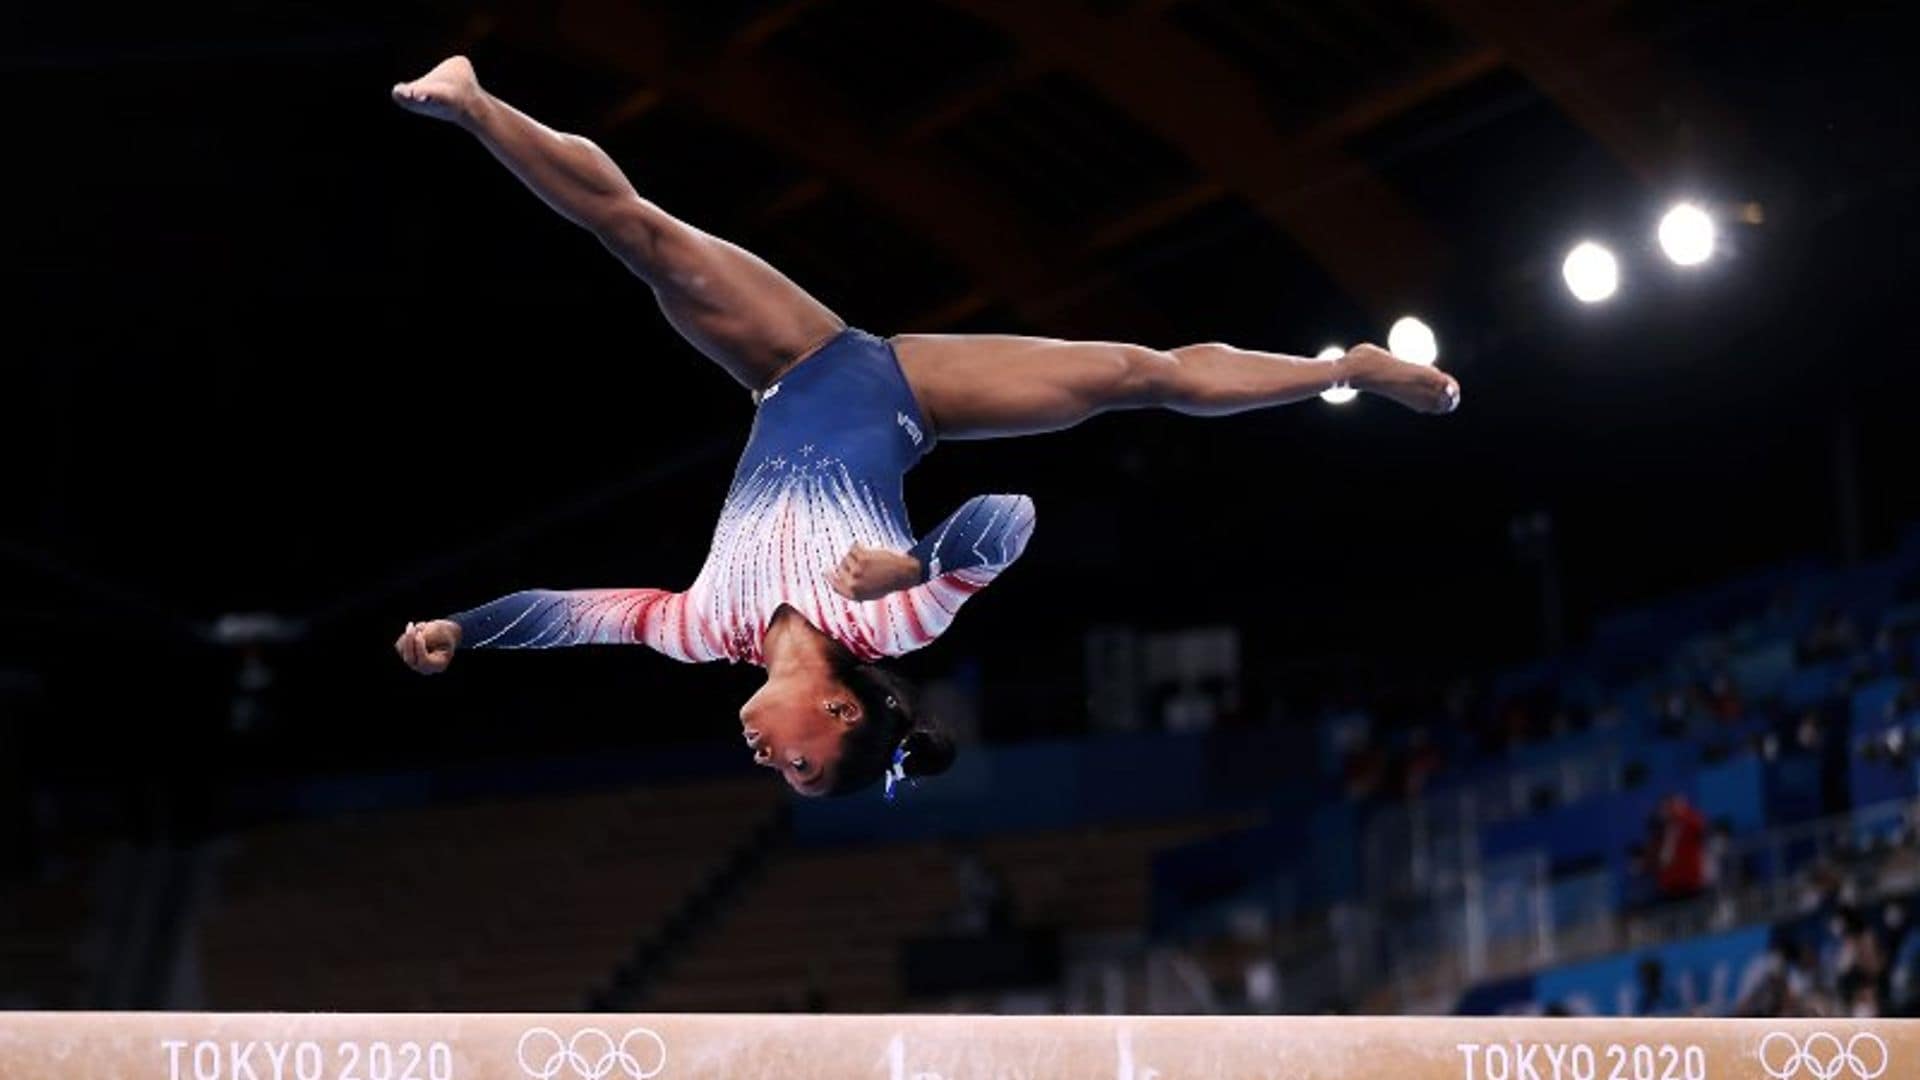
left=1561, top=240, right=1620, bottom=303
left=1316, top=345, right=1357, bottom=404
left=1658, top=202, right=1716, bottom=266
left=1387, top=316, right=1438, bottom=366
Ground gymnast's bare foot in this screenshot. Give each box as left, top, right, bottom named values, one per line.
left=1342, top=342, right=1461, bottom=414
left=392, top=56, right=482, bottom=125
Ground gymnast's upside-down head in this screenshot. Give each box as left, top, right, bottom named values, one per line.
left=739, top=651, right=955, bottom=798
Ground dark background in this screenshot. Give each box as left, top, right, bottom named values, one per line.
left=6, top=1, right=1917, bottom=831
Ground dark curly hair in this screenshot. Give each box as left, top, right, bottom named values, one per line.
left=826, top=660, right=957, bottom=797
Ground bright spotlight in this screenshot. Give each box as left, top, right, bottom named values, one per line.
left=1387, top=316, right=1438, bottom=366
left=1561, top=240, right=1620, bottom=303
left=1658, top=202, right=1716, bottom=266
left=1315, top=345, right=1357, bottom=403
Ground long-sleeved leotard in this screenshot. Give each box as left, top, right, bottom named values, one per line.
left=447, top=329, right=1036, bottom=665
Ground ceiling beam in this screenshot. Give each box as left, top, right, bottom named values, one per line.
left=1083, top=48, right=1502, bottom=255
left=521, top=0, right=1162, bottom=337
left=1414, top=0, right=1740, bottom=184
left=725, top=0, right=830, bottom=54
left=596, top=86, right=661, bottom=131
left=896, top=58, right=1043, bottom=147
left=945, top=0, right=1451, bottom=313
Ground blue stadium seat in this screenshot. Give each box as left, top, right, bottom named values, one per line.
left=1728, top=641, right=1796, bottom=699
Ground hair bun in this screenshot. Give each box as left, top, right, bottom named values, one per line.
left=900, top=729, right=957, bottom=778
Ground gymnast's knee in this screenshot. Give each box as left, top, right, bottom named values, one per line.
left=596, top=198, right=681, bottom=267
left=1119, top=342, right=1233, bottom=407
left=1108, top=344, right=1191, bottom=407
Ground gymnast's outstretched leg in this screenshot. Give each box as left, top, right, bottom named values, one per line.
left=392, top=56, right=843, bottom=390
left=893, top=334, right=1460, bottom=441
left=393, top=57, right=1460, bottom=430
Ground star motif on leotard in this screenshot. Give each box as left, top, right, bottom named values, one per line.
left=799, top=443, right=815, bottom=456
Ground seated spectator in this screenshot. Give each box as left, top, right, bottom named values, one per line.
left=1734, top=934, right=1793, bottom=1017
left=1787, top=942, right=1836, bottom=1016
left=1341, top=739, right=1388, bottom=801
left=945, top=843, right=1014, bottom=936
left=1801, top=607, right=1863, bottom=665
left=1796, top=858, right=1847, bottom=916
left=1883, top=900, right=1910, bottom=953
left=1859, top=725, right=1913, bottom=768
left=1794, top=711, right=1827, bottom=753
left=1656, top=690, right=1693, bottom=738
left=1401, top=726, right=1443, bottom=798
left=1888, top=908, right=1920, bottom=1015
left=1701, top=672, right=1743, bottom=721
left=1871, top=627, right=1912, bottom=674
left=1704, top=819, right=1736, bottom=927
left=1830, top=907, right=1886, bottom=993
left=1838, top=969, right=1881, bottom=1018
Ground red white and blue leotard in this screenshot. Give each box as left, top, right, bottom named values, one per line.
left=448, top=328, right=1036, bottom=666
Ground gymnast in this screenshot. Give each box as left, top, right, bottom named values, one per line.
left=389, top=57, right=1461, bottom=799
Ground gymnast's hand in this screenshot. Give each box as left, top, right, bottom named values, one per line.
left=830, top=546, right=923, bottom=602
left=395, top=619, right=461, bottom=675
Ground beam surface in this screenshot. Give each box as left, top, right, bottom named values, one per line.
left=4, top=1012, right=1905, bottom=1080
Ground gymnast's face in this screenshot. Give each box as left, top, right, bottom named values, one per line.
left=739, top=672, right=862, bottom=796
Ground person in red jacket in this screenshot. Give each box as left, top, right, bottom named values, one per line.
left=1655, top=793, right=1708, bottom=898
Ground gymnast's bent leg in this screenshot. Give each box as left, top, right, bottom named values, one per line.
left=892, top=334, right=1461, bottom=440
left=392, top=56, right=843, bottom=390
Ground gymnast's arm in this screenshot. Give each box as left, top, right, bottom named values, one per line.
left=394, top=588, right=715, bottom=673
left=828, top=494, right=1037, bottom=602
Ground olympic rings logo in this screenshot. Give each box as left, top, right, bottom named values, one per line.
left=515, top=1027, right=667, bottom=1080
left=1757, top=1032, right=1888, bottom=1080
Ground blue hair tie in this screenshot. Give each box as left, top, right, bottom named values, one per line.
left=883, top=742, right=914, bottom=802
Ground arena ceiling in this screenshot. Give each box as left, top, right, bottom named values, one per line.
left=429, top=0, right=1744, bottom=334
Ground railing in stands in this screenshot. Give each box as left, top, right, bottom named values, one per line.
left=593, top=798, right=792, bottom=1009
left=1391, top=796, right=1920, bottom=1008
left=1152, top=795, right=1920, bottom=1014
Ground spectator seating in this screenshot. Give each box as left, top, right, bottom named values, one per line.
left=0, top=854, right=108, bottom=1008
left=644, top=817, right=1242, bottom=1012
left=200, top=778, right=782, bottom=1010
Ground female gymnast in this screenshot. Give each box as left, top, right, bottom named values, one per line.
left=389, top=57, right=1461, bottom=799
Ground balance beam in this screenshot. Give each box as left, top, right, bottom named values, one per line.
left=0, top=1013, right=1901, bottom=1080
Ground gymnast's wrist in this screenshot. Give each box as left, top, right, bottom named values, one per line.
left=905, top=548, right=933, bottom=584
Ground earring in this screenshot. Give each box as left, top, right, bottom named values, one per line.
left=885, top=696, right=898, bottom=710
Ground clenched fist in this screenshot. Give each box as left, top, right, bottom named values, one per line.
left=395, top=619, right=462, bottom=675
left=829, top=546, right=922, bottom=602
